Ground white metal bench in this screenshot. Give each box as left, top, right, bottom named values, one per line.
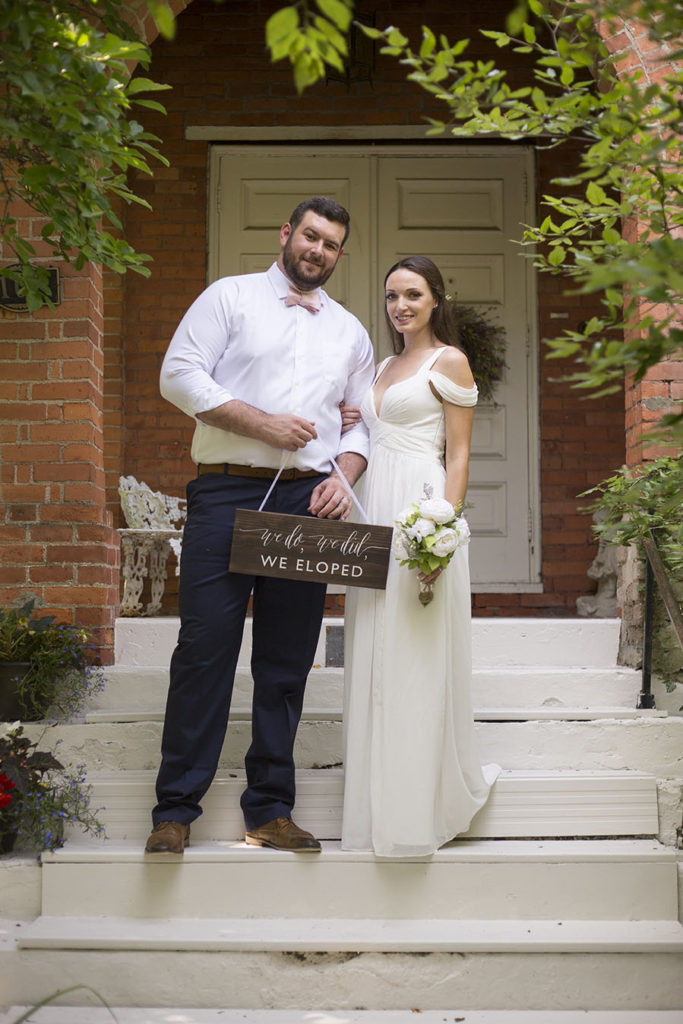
left=118, top=475, right=186, bottom=616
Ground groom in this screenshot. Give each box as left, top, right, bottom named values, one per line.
left=145, top=196, right=374, bottom=854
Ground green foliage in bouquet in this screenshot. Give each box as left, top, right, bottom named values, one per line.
left=0, top=599, right=104, bottom=720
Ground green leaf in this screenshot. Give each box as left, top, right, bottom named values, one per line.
left=316, top=0, right=353, bottom=32
left=548, top=245, right=566, bottom=266
left=314, top=16, right=347, bottom=54
left=505, top=3, right=528, bottom=36
left=386, top=27, right=408, bottom=47
left=420, top=27, right=436, bottom=58
left=546, top=338, right=580, bottom=358
left=532, top=87, right=548, bottom=112
left=602, top=227, right=621, bottom=245
left=358, top=24, right=383, bottom=39
left=153, top=4, right=176, bottom=41
left=266, top=6, right=299, bottom=48
left=131, top=98, right=167, bottom=115
left=586, top=181, right=608, bottom=205
left=127, top=77, right=171, bottom=95
left=560, top=63, right=575, bottom=86
left=292, top=52, right=318, bottom=93
left=481, top=31, right=511, bottom=46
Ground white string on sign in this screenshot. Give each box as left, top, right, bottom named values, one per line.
left=257, top=444, right=370, bottom=524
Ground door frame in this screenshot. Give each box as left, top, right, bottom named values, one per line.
left=207, top=142, right=542, bottom=592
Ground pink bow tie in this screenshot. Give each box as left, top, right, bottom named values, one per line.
left=285, top=285, right=321, bottom=314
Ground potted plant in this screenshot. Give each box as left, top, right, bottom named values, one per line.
left=0, top=599, right=104, bottom=721
left=582, top=454, right=683, bottom=691
left=0, top=722, right=104, bottom=853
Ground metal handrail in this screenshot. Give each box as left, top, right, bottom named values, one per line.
left=637, top=529, right=683, bottom=709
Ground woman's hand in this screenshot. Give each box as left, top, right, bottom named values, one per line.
left=418, top=566, right=443, bottom=586
left=339, top=402, right=361, bottom=434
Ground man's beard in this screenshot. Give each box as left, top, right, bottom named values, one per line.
left=281, top=236, right=338, bottom=292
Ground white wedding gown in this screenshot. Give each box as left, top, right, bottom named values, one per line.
left=342, top=349, right=500, bottom=857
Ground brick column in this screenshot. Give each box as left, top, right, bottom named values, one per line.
left=0, top=250, right=118, bottom=661
left=599, top=16, right=681, bottom=464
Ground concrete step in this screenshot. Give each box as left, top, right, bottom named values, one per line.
left=18, top=914, right=683, bottom=954
left=3, top=939, right=683, bottom=1012
left=23, top=716, right=683, bottom=777
left=114, top=617, right=625, bottom=669
left=68, top=769, right=659, bottom=841
left=34, top=840, right=677, bottom=922
left=4, top=1012, right=683, bottom=1024
left=85, top=705, right=669, bottom=723
left=92, top=664, right=671, bottom=713
left=0, top=857, right=41, bottom=920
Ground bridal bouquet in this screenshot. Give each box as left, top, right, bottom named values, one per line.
left=393, top=485, right=470, bottom=606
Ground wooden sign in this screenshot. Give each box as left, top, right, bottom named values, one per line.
left=229, top=508, right=393, bottom=589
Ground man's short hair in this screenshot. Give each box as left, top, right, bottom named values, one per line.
left=288, top=196, right=351, bottom=246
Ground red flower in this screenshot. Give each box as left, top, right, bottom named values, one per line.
left=0, top=773, right=15, bottom=792
left=0, top=793, right=12, bottom=808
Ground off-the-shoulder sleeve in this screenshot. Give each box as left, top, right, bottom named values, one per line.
left=428, top=370, right=478, bottom=407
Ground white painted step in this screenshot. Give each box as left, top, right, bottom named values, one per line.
left=18, top=914, right=683, bottom=953
left=4, top=929, right=682, bottom=1011
left=77, top=769, right=659, bottom=841
left=23, top=717, right=683, bottom=778
left=92, top=664, right=666, bottom=713
left=114, top=617, right=625, bottom=669
left=36, top=840, right=677, bottom=922
left=4, top=1013, right=683, bottom=1024
left=85, top=706, right=668, bottom=723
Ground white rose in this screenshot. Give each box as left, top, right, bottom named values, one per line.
left=418, top=497, right=455, bottom=524
left=396, top=506, right=416, bottom=527
left=430, top=528, right=459, bottom=557
left=454, top=516, right=471, bottom=542
left=406, top=517, right=436, bottom=542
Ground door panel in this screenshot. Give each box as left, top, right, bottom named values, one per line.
left=211, top=145, right=539, bottom=586
left=211, top=155, right=371, bottom=321
left=377, top=154, right=536, bottom=584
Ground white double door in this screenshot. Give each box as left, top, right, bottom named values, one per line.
left=209, top=145, right=540, bottom=588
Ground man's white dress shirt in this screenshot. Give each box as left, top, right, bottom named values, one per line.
left=160, top=263, right=374, bottom=474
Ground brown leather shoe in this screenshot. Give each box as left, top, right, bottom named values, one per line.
left=245, top=817, right=321, bottom=852
left=144, top=821, right=190, bottom=854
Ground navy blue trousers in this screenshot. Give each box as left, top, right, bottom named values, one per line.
left=152, top=471, right=327, bottom=829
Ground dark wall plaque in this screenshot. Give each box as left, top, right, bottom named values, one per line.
left=0, top=265, right=60, bottom=311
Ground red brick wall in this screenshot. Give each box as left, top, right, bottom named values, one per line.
left=599, top=11, right=682, bottom=467
left=0, top=240, right=118, bottom=657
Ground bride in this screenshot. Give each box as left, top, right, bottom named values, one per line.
left=341, top=256, right=500, bottom=858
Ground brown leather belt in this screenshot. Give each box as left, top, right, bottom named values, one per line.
left=197, top=463, right=322, bottom=481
